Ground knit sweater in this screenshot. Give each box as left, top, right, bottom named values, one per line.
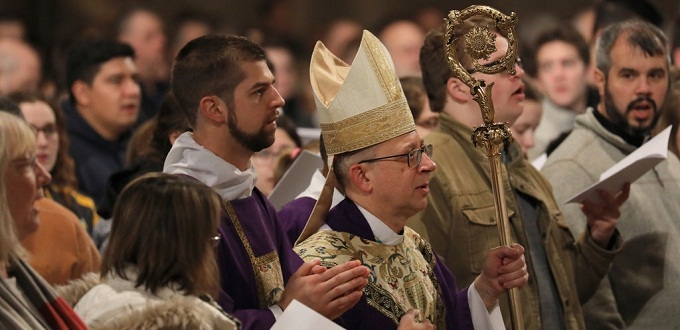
left=542, top=108, right=680, bottom=328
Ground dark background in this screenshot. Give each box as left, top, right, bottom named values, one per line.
left=3, top=0, right=677, bottom=48
left=1, top=0, right=677, bottom=94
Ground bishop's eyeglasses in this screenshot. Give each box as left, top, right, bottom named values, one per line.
left=358, top=144, right=433, bottom=168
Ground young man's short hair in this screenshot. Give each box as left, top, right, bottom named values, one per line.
left=526, top=24, right=590, bottom=77
left=171, top=34, right=267, bottom=126
left=66, top=39, right=135, bottom=104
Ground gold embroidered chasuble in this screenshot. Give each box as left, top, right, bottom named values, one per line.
left=295, top=227, right=446, bottom=327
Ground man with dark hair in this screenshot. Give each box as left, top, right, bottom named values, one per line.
left=409, top=20, right=629, bottom=329
left=542, top=20, right=680, bottom=328
left=64, top=39, right=140, bottom=205
left=164, top=34, right=369, bottom=329
left=527, top=24, right=598, bottom=159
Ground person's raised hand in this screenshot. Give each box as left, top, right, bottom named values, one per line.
left=582, top=182, right=630, bottom=248
left=473, top=243, right=528, bottom=310
left=278, top=259, right=369, bottom=319
left=397, top=309, right=436, bottom=330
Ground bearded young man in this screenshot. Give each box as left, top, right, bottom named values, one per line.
left=164, top=34, right=369, bottom=330
left=542, top=20, right=680, bottom=328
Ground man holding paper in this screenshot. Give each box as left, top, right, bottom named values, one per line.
left=542, top=20, right=680, bottom=328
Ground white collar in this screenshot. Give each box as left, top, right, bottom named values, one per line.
left=163, top=132, right=257, bottom=200
left=356, top=204, right=403, bottom=245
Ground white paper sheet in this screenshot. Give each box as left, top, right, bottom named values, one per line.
left=531, top=153, right=548, bottom=170
left=566, top=126, right=671, bottom=203
left=270, top=299, right=345, bottom=330
left=268, top=150, right=323, bottom=211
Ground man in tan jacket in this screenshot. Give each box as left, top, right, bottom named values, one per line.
left=408, top=20, right=629, bottom=329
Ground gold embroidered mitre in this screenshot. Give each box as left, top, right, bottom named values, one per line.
left=296, top=30, right=416, bottom=245
left=310, top=30, right=416, bottom=155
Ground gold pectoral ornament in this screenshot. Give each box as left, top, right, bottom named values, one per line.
left=445, top=5, right=524, bottom=330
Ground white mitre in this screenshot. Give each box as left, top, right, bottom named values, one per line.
left=296, top=30, right=416, bottom=244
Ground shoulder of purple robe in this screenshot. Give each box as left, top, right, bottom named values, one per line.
left=277, top=196, right=317, bottom=246
left=325, top=199, right=375, bottom=240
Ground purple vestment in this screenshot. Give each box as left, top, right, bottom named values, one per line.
left=215, top=188, right=303, bottom=330
left=277, top=196, right=317, bottom=245
left=307, top=199, right=474, bottom=330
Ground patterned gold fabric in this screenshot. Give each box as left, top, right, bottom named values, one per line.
left=295, top=227, right=445, bottom=328
left=320, top=98, right=415, bottom=155
left=224, top=202, right=284, bottom=308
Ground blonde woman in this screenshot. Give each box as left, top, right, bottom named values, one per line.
left=10, top=91, right=99, bottom=235
left=0, top=112, right=87, bottom=329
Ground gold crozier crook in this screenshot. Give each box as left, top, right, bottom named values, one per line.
left=444, top=5, right=524, bottom=329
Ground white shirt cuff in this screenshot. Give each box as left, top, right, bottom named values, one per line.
left=468, top=283, right=505, bottom=330
left=269, top=304, right=284, bottom=320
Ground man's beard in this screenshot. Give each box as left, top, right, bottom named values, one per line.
left=603, top=81, right=662, bottom=137
left=227, top=107, right=275, bottom=153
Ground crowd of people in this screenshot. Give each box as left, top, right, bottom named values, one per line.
left=1, top=0, right=680, bottom=329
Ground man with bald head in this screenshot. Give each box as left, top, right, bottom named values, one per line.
left=0, top=39, right=41, bottom=95
left=378, top=20, right=425, bottom=77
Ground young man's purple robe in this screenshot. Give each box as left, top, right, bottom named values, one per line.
left=215, top=188, right=303, bottom=330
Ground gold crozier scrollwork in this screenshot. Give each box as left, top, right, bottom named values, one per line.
left=444, top=5, right=524, bottom=330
